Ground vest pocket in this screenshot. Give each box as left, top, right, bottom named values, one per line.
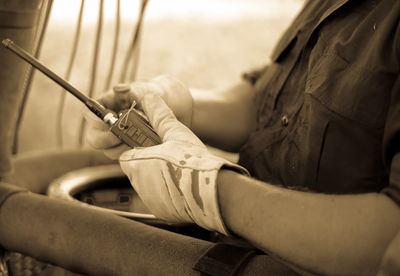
left=305, top=49, right=391, bottom=128
left=272, top=96, right=330, bottom=189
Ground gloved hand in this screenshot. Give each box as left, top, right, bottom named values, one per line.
left=119, top=92, right=249, bottom=235
left=85, top=75, right=193, bottom=159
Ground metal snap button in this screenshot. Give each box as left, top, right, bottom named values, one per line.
left=281, top=115, right=289, bottom=126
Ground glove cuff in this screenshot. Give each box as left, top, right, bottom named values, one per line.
left=120, top=143, right=249, bottom=235
left=180, top=156, right=249, bottom=235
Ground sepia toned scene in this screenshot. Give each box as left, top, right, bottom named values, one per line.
left=0, top=0, right=399, bottom=275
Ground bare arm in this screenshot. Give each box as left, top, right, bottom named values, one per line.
left=85, top=77, right=256, bottom=159
left=378, top=229, right=400, bottom=275
left=217, top=170, right=400, bottom=275
left=191, top=81, right=257, bottom=152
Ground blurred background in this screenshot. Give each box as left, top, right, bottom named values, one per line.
left=18, top=0, right=304, bottom=153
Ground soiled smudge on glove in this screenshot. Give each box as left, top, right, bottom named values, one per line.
left=191, top=170, right=205, bottom=213
left=167, top=162, right=184, bottom=196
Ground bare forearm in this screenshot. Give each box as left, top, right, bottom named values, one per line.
left=378, top=230, right=400, bottom=275
left=191, top=81, right=256, bottom=152
left=217, top=170, right=400, bottom=275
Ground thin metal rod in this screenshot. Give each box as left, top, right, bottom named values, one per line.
left=78, top=0, right=104, bottom=145
left=2, top=39, right=88, bottom=104
left=120, top=0, right=148, bottom=83
left=2, top=38, right=109, bottom=121
left=105, top=0, right=121, bottom=89
left=56, top=0, right=85, bottom=147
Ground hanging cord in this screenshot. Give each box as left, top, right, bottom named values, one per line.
left=12, top=0, right=54, bottom=154
left=120, top=0, right=148, bottom=83
left=78, top=0, right=104, bottom=146
left=55, top=0, right=85, bottom=148
left=128, top=0, right=148, bottom=81
left=129, top=24, right=142, bottom=81
left=105, top=0, right=121, bottom=90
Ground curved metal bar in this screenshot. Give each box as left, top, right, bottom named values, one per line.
left=56, top=0, right=85, bottom=147
left=78, top=0, right=104, bottom=146
left=105, top=0, right=121, bottom=90
left=47, top=164, right=163, bottom=223
left=119, top=0, right=148, bottom=83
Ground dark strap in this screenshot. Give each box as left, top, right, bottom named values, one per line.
left=193, top=243, right=259, bottom=276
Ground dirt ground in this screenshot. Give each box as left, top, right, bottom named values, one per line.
left=18, top=0, right=303, bottom=152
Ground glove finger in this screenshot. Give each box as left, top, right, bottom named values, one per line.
left=98, top=90, right=136, bottom=112
left=98, top=82, right=162, bottom=112
left=103, top=143, right=131, bottom=160
left=141, top=93, right=203, bottom=146
left=130, top=81, right=163, bottom=110
left=119, top=153, right=190, bottom=222
left=86, top=126, right=122, bottom=149
left=85, top=107, right=122, bottom=150
left=84, top=108, right=108, bottom=130
left=151, top=75, right=193, bottom=127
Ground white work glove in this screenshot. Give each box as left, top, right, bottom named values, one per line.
left=85, top=75, right=193, bottom=159
left=119, top=92, right=249, bottom=235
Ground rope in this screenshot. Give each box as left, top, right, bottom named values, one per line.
left=120, top=0, right=148, bottom=83
left=105, top=0, right=121, bottom=90
left=78, top=0, right=104, bottom=146
left=128, top=0, right=148, bottom=81
left=12, top=0, right=54, bottom=154
left=56, top=0, right=85, bottom=148
left=129, top=29, right=142, bottom=81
